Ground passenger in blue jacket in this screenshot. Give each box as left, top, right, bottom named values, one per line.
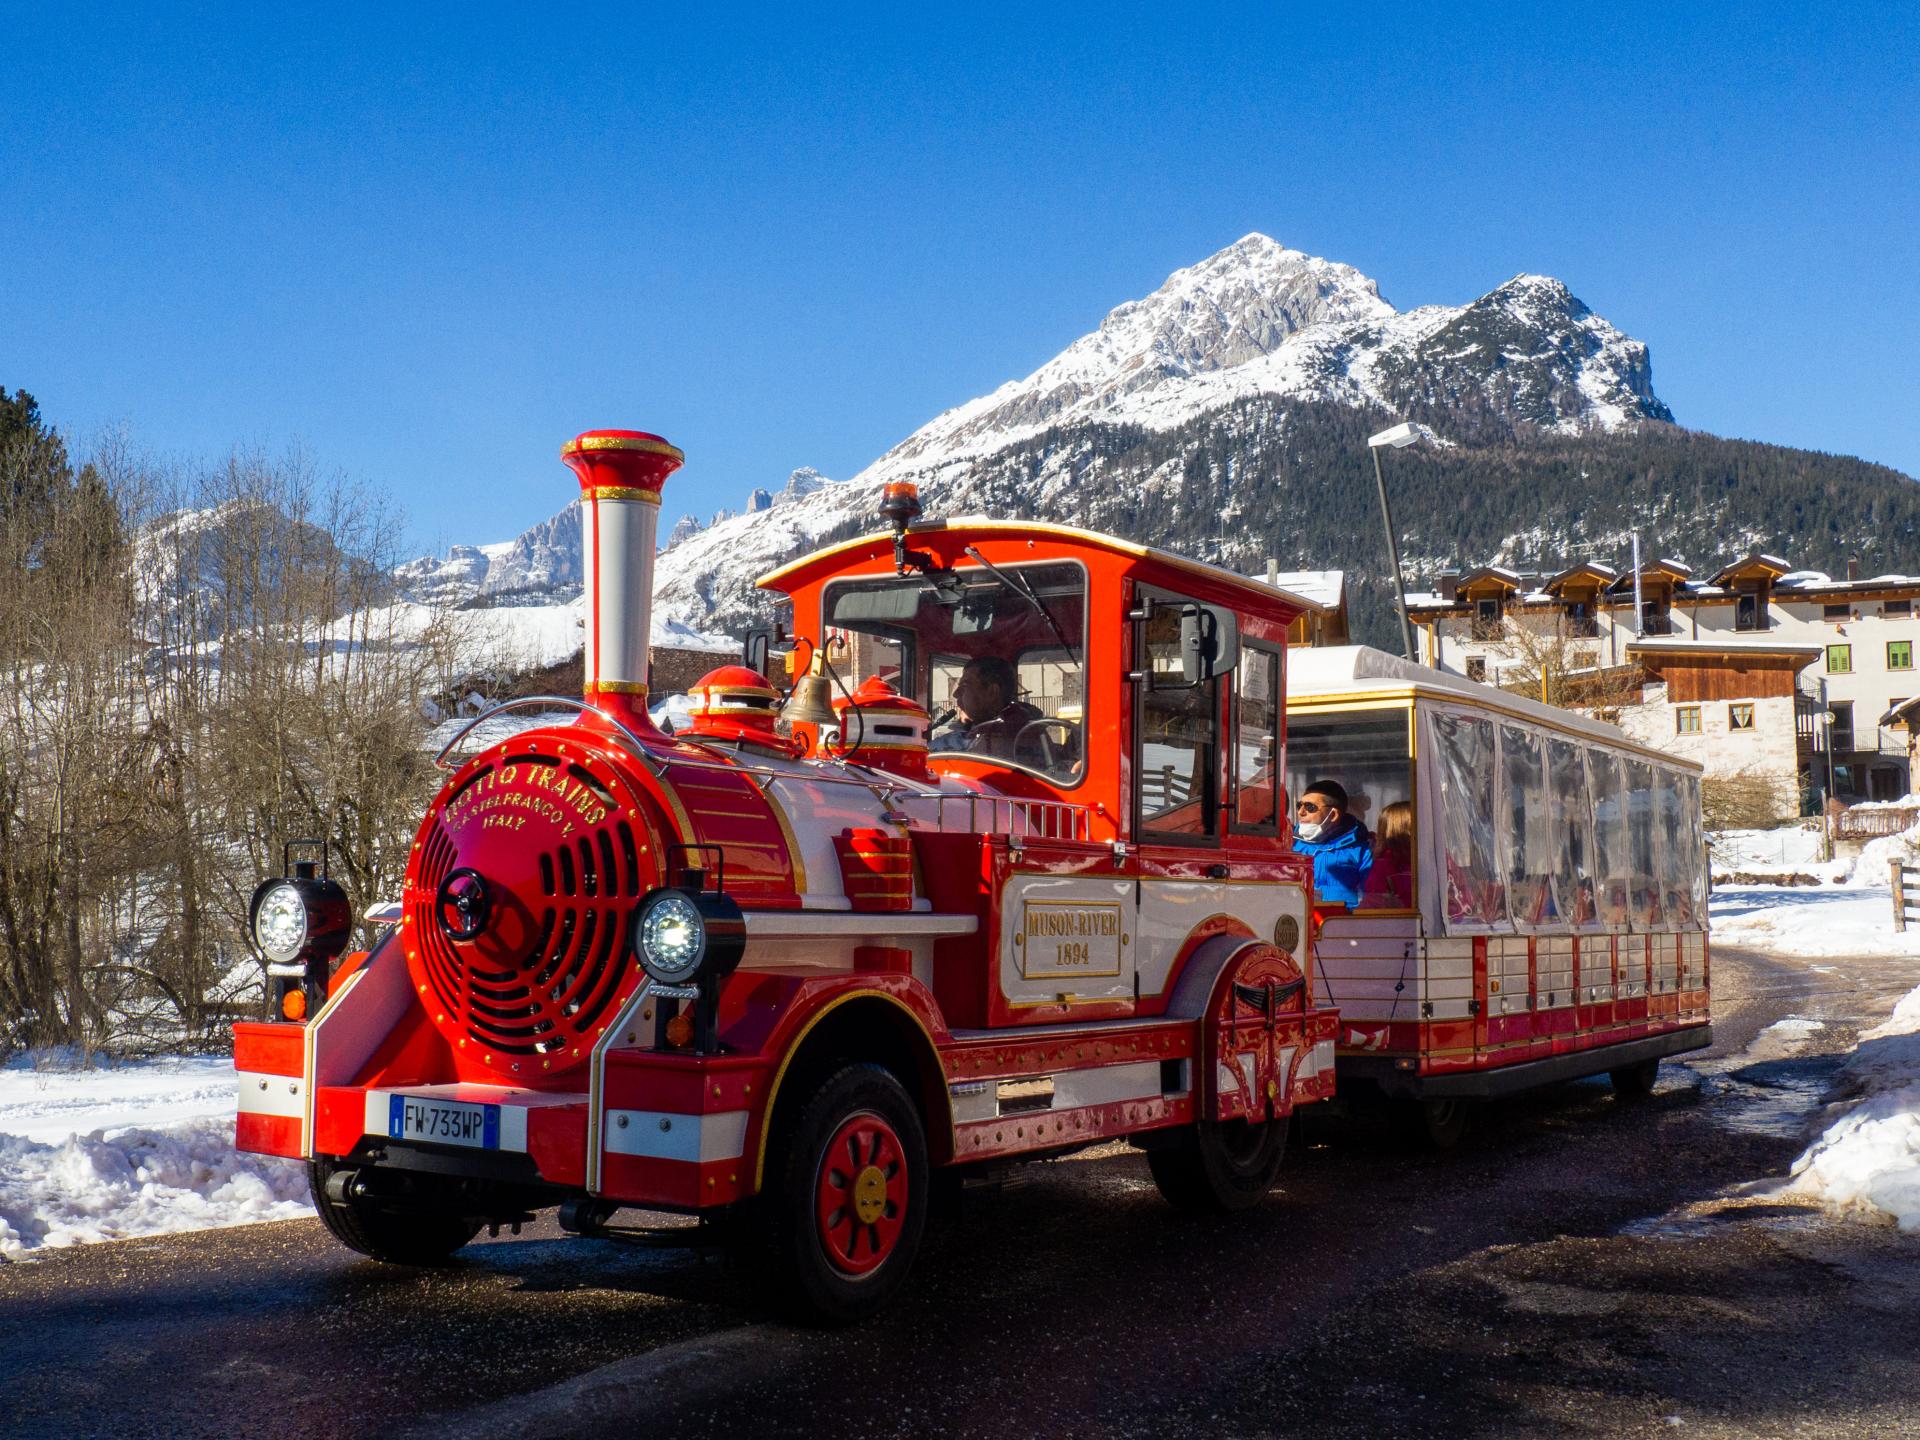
left=1292, top=778, right=1373, bottom=908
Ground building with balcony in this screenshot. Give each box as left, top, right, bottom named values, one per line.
left=1407, top=552, right=1920, bottom=806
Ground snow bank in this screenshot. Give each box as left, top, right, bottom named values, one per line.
left=1709, top=884, right=1920, bottom=958
left=0, top=1055, right=310, bottom=1259
left=1782, top=983, right=1920, bottom=1232
left=1710, top=825, right=1825, bottom=876
left=1848, top=821, right=1920, bottom=888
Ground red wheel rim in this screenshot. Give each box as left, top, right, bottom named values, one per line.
left=813, top=1110, right=908, bottom=1276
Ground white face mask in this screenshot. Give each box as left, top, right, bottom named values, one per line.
left=1295, top=819, right=1326, bottom=843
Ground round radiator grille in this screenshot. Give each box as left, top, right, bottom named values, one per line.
left=401, top=736, right=656, bottom=1076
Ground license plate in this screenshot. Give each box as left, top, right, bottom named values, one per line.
left=389, top=1095, right=500, bottom=1149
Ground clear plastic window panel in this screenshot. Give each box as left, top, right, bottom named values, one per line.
left=1587, top=748, right=1632, bottom=929
left=1285, top=710, right=1414, bottom=909
left=1498, top=724, right=1557, bottom=931
left=1684, top=774, right=1708, bottom=920
left=1625, top=758, right=1666, bottom=930
left=1656, top=767, right=1698, bottom=927
left=1546, top=737, right=1600, bottom=929
left=1430, top=710, right=1506, bottom=931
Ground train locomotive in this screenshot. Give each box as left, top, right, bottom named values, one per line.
left=232, top=426, right=1706, bottom=1322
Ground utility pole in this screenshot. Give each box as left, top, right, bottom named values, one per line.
left=1367, top=422, right=1423, bottom=661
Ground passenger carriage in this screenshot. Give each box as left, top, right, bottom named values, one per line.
left=1287, top=646, right=1711, bottom=1145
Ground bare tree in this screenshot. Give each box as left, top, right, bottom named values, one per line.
left=1485, top=614, right=1645, bottom=720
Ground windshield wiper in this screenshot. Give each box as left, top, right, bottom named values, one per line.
left=962, top=546, right=1078, bottom=665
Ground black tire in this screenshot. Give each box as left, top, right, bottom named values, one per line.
left=749, top=1062, right=930, bottom=1325
left=1610, top=1057, right=1660, bottom=1101
left=1147, top=1116, right=1288, bottom=1214
left=307, top=1158, right=481, bottom=1265
left=1394, top=1097, right=1472, bottom=1151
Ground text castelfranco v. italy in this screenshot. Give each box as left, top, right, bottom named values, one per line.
left=442, top=763, right=609, bottom=836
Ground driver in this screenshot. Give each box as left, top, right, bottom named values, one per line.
left=930, top=657, right=1043, bottom=760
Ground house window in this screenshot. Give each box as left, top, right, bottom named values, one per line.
left=1675, top=706, right=1701, bottom=734
left=1824, top=603, right=1851, bottom=621
left=1886, top=599, right=1913, bottom=618
left=1564, top=600, right=1597, bottom=638
left=1729, top=704, right=1755, bottom=731
left=1465, top=656, right=1488, bottom=682
left=1641, top=600, right=1671, bottom=635
left=1827, top=644, right=1853, bottom=674
left=1830, top=701, right=1854, bottom=753
left=1890, top=641, right=1913, bottom=671
left=1735, top=591, right=1768, bottom=631
left=1472, top=598, right=1503, bottom=640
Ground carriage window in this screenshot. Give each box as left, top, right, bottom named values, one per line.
left=1285, top=709, right=1413, bottom=908
left=1233, top=646, right=1281, bottom=831
left=1682, top=774, right=1707, bottom=920
left=1547, top=738, right=1600, bottom=929
left=1588, top=748, right=1632, bottom=928
left=824, top=561, right=1087, bottom=785
left=1138, top=603, right=1220, bottom=838
left=1625, top=758, right=1666, bottom=930
left=1282, top=709, right=1412, bottom=886
left=1498, top=724, right=1556, bottom=931
left=1656, top=766, right=1697, bottom=927
left=1430, top=711, right=1505, bottom=929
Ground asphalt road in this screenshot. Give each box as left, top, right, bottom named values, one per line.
left=5, top=944, right=1919, bottom=1440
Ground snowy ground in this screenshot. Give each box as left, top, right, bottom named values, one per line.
left=1776, top=980, right=1920, bottom=1233
left=0, top=1055, right=309, bottom=1260
left=1710, top=883, right=1920, bottom=957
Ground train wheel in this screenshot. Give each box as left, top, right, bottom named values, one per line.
left=1394, top=1097, right=1471, bottom=1150
left=1610, top=1057, right=1660, bottom=1101
left=307, top=1158, right=480, bottom=1265
left=1147, top=1116, right=1288, bottom=1214
left=753, top=1062, right=929, bottom=1325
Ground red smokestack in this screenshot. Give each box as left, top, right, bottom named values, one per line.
left=559, top=430, right=685, bottom=733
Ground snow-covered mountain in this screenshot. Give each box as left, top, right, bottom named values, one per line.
left=643, top=234, right=1673, bottom=635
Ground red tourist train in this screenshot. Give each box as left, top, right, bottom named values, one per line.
left=232, top=428, right=1710, bottom=1320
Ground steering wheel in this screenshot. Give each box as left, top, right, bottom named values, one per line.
left=1014, top=719, right=1076, bottom=773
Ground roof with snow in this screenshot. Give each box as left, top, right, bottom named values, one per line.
left=1258, top=568, right=1344, bottom=609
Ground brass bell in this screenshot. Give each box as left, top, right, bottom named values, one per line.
left=778, top=658, right=840, bottom=730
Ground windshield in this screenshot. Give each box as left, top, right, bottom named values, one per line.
left=823, top=560, right=1087, bottom=784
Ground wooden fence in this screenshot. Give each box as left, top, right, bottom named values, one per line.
left=1836, top=806, right=1920, bottom=843
left=1894, top=863, right=1920, bottom=932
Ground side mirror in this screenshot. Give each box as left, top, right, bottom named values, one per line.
left=1179, top=605, right=1219, bottom=685
left=743, top=628, right=772, bottom=676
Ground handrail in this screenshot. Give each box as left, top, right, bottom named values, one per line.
left=433, top=694, right=662, bottom=774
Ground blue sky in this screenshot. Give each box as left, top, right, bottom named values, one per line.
left=1, top=3, right=1914, bottom=557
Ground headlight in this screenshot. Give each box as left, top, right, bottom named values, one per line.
left=636, top=891, right=707, bottom=985
left=254, top=882, right=309, bottom=962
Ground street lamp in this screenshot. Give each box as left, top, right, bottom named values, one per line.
left=1367, top=421, right=1423, bottom=661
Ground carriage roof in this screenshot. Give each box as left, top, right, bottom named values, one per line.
left=1287, top=645, right=1703, bottom=773
left=758, top=517, right=1325, bottom=625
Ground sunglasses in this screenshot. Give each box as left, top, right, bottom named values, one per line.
left=1295, top=799, right=1331, bottom=815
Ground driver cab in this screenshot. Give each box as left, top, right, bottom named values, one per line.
left=757, top=514, right=1319, bottom=1027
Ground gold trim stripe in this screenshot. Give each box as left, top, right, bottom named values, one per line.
left=754, top=989, right=940, bottom=1189
left=592, top=680, right=650, bottom=696
left=562, top=435, right=686, bottom=462
left=581, top=485, right=664, bottom=505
